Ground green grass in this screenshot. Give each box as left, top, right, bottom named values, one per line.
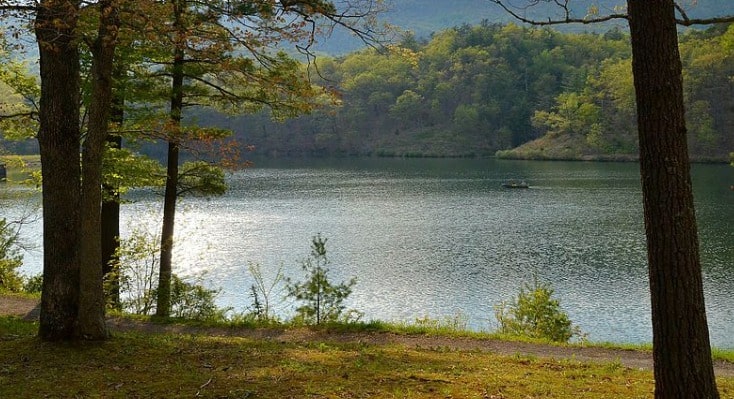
left=714, top=348, right=734, bottom=364
left=2, top=316, right=734, bottom=398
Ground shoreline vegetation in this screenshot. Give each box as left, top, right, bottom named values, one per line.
left=1, top=152, right=729, bottom=167
left=3, top=293, right=734, bottom=362
left=493, top=133, right=732, bottom=163
left=2, top=295, right=734, bottom=398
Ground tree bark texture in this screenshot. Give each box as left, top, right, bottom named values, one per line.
left=156, top=1, right=186, bottom=316
left=101, top=136, right=122, bottom=309
left=627, top=1, right=718, bottom=397
left=35, top=0, right=82, bottom=341
left=77, top=0, right=119, bottom=340
left=156, top=140, right=179, bottom=317
left=101, top=61, right=127, bottom=310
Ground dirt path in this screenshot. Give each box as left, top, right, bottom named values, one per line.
left=3, top=295, right=734, bottom=377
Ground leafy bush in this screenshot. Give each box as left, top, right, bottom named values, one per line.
left=114, top=227, right=160, bottom=315
left=169, top=275, right=227, bottom=321
left=494, top=278, right=579, bottom=343
left=22, top=273, right=43, bottom=293
left=286, top=235, right=357, bottom=325
left=0, top=218, right=23, bottom=293
left=0, top=258, right=23, bottom=293
left=114, top=227, right=226, bottom=320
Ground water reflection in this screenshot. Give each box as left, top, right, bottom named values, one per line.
left=5, top=158, right=734, bottom=347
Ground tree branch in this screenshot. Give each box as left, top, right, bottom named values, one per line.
left=0, top=111, right=37, bottom=119
left=0, top=5, right=36, bottom=12
left=488, top=0, right=628, bottom=25
left=489, top=0, right=734, bottom=27
left=675, top=15, right=734, bottom=26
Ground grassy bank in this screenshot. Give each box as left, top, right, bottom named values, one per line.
left=2, top=317, right=734, bottom=398
left=495, top=134, right=640, bottom=162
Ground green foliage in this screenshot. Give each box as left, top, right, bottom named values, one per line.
left=221, top=21, right=734, bottom=160
left=230, top=23, right=631, bottom=157
left=169, top=274, right=227, bottom=321
left=0, top=45, right=40, bottom=143
left=246, top=262, right=285, bottom=323
left=0, top=218, right=23, bottom=293
left=286, top=235, right=357, bottom=325
left=177, top=161, right=227, bottom=197
left=22, top=274, right=43, bottom=293
left=113, top=226, right=226, bottom=321
left=102, top=144, right=165, bottom=198
left=495, top=278, right=579, bottom=343
left=114, top=227, right=161, bottom=315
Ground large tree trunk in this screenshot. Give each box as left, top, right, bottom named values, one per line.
left=627, top=1, right=718, bottom=397
left=77, top=0, right=119, bottom=339
left=35, top=0, right=82, bottom=341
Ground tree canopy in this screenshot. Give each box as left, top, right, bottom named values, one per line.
left=202, top=21, right=734, bottom=160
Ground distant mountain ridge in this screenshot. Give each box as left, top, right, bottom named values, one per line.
left=315, top=0, right=734, bottom=54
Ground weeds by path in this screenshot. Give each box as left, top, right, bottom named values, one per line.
left=2, top=316, right=734, bottom=398
left=2, top=293, right=734, bottom=399
left=0, top=317, right=656, bottom=398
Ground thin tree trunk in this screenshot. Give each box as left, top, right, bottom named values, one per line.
left=101, top=62, right=126, bottom=310
left=156, top=140, right=180, bottom=317
left=77, top=0, right=119, bottom=339
left=627, top=1, right=718, bottom=397
left=102, top=135, right=122, bottom=309
left=35, top=0, right=82, bottom=341
left=156, top=0, right=186, bottom=317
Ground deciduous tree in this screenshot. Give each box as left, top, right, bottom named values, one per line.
left=77, top=0, right=120, bottom=339
left=34, top=0, right=85, bottom=341
left=3, top=0, right=125, bottom=340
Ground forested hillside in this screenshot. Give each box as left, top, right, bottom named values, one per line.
left=211, top=22, right=734, bottom=160
left=3, top=1, right=734, bottom=160
left=316, top=0, right=734, bottom=54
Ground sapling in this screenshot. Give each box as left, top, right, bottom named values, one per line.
left=286, top=235, right=357, bottom=325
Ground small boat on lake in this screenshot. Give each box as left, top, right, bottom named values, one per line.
left=502, top=180, right=529, bottom=189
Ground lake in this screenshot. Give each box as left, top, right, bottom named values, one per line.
left=4, top=158, right=734, bottom=347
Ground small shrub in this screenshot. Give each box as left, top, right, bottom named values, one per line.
left=22, top=273, right=43, bottom=293
left=115, top=227, right=160, bottom=315
left=0, top=218, right=23, bottom=293
left=246, top=262, right=285, bottom=323
left=0, top=258, right=23, bottom=293
left=494, top=278, right=579, bottom=343
left=169, top=275, right=228, bottom=321
left=114, top=227, right=227, bottom=321
left=286, top=235, right=357, bottom=325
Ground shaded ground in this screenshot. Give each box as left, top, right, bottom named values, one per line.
left=3, top=294, right=733, bottom=377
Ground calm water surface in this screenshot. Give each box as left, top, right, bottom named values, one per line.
left=5, top=158, right=734, bottom=346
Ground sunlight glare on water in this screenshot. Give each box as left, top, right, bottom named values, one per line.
left=7, top=158, right=734, bottom=347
